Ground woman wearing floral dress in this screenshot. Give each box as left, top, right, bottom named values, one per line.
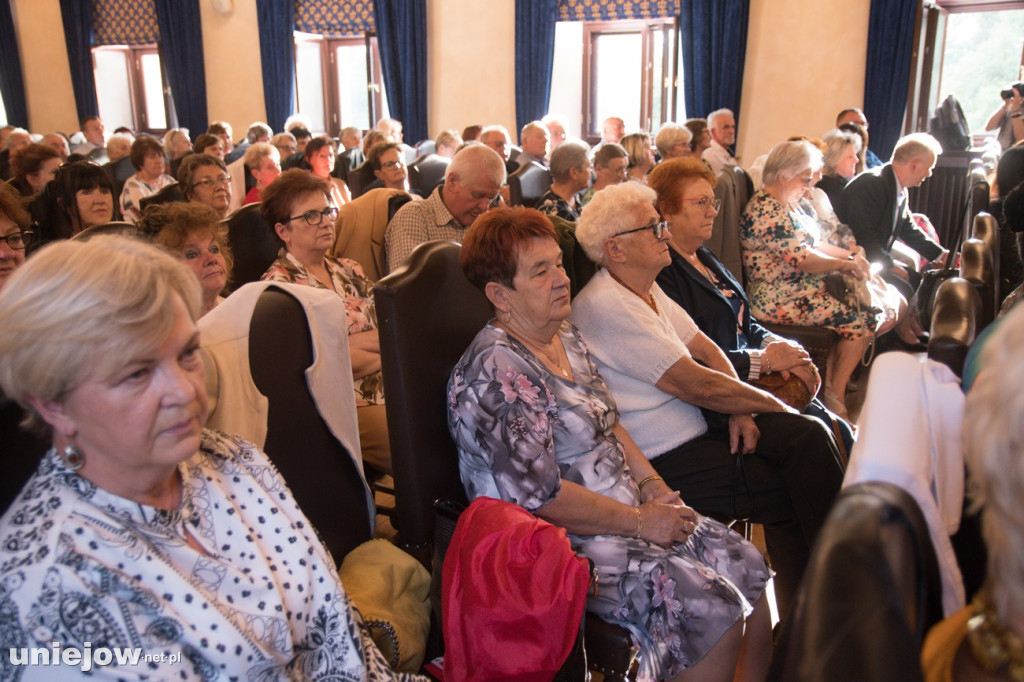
left=448, top=206, right=772, bottom=682
left=740, top=140, right=880, bottom=419
left=259, top=169, right=390, bottom=474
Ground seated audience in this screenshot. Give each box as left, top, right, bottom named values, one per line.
left=260, top=170, right=390, bottom=474
left=655, top=123, right=693, bottom=161
left=192, top=133, right=225, bottom=159
left=462, top=124, right=482, bottom=142
left=816, top=128, right=862, bottom=209
left=837, top=121, right=868, bottom=175
left=741, top=140, right=891, bottom=418
left=335, top=126, right=365, bottom=184
left=306, top=136, right=351, bottom=207
left=571, top=182, right=845, bottom=616
left=138, top=202, right=231, bottom=317
left=0, top=235, right=419, bottom=680
left=0, top=185, right=30, bottom=289
left=621, top=132, right=656, bottom=183
left=163, top=127, right=191, bottom=177
left=120, top=136, right=176, bottom=223
left=368, top=141, right=412, bottom=193
left=684, top=118, right=712, bottom=158
left=41, top=132, right=71, bottom=161
left=578, top=142, right=628, bottom=208
left=516, top=120, right=550, bottom=167
left=207, top=120, right=234, bottom=159
left=376, top=117, right=417, bottom=164
left=384, top=144, right=505, bottom=273
left=53, top=161, right=116, bottom=238
left=542, top=112, right=569, bottom=150
left=270, top=131, right=298, bottom=161
left=242, top=142, right=281, bottom=205
left=434, top=129, right=462, bottom=159
left=649, top=157, right=854, bottom=448
left=702, top=109, right=738, bottom=174
left=536, top=139, right=591, bottom=221
left=105, top=131, right=134, bottom=164
left=835, top=108, right=883, bottom=169
left=479, top=124, right=518, bottom=175
left=0, top=127, right=30, bottom=181
left=448, top=206, right=772, bottom=682
left=8, top=143, right=62, bottom=197
left=178, top=153, right=232, bottom=220
left=597, top=116, right=626, bottom=148
left=922, top=304, right=1024, bottom=680
left=72, top=115, right=106, bottom=157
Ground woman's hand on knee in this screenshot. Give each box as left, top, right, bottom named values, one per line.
left=638, top=493, right=698, bottom=547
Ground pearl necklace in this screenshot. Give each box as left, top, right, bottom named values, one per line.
left=608, top=270, right=659, bottom=314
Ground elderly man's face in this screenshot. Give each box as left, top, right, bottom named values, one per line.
left=546, top=121, right=566, bottom=149
left=43, top=134, right=70, bottom=160
left=710, top=115, right=736, bottom=146
left=838, top=110, right=869, bottom=129
left=83, top=119, right=106, bottom=146
left=904, top=153, right=936, bottom=188
left=522, top=127, right=550, bottom=159
left=444, top=172, right=502, bottom=227
left=480, top=132, right=511, bottom=161
left=603, top=118, right=625, bottom=144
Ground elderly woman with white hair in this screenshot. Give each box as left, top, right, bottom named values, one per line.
left=740, top=140, right=884, bottom=419
left=816, top=128, right=862, bottom=210
left=242, top=141, right=281, bottom=204
left=0, top=236, right=422, bottom=680
left=655, top=124, right=693, bottom=162
left=570, top=181, right=845, bottom=622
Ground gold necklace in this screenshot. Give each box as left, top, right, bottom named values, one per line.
left=608, top=270, right=659, bottom=315
left=967, top=588, right=1024, bottom=681
left=529, top=339, right=570, bottom=378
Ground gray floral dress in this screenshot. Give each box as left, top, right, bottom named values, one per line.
left=448, top=322, right=770, bottom=681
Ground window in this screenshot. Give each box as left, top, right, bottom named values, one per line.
left=92, top=45, right=174, bottom=134
left=294, top=32, right=389, bottom=136
left=0, top=90, right=7, bottom=127
left=550, top=19, right=679, bottom=143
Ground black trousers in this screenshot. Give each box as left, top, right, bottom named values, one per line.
left=650, top=412, right=845, bottom=616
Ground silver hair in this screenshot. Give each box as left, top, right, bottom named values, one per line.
left=655, top=124, right=693, bottom=157
left=707, top=109, right=734, bottom=128
left=822, top=129, right=862, bottom=174
left=243, top=142, right=280, bottom=169
left=762, top=140, right=822, bottom=188
left=446, top=143, right=506, bottom=186
left=576, top=181, right=657, bottom=264
left=548, top=140, right=590, bottom=182
left=892, top=133, right=942, bottom=164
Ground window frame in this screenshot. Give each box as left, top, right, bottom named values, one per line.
left=91, top=43, right=173, bottom=135
left=580, top=17, right=679, bottom=144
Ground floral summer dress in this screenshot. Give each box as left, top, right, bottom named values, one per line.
left=262, top=250, right=383, bottom=406
left=448, top=322, right=770, bottom=682
left=740, top=191, right=875, bottom=340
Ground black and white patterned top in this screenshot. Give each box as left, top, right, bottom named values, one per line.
left=0, top=429, right=424, bottom=681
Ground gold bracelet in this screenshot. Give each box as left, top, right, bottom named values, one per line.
left=634, top=506, right=643, bottom=538
left=637, top=475, right=663, bottom=493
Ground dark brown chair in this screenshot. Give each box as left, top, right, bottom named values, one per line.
left=709, top=164, right=751, bottom=284
left=971, top=211, right=999, bottom=306
left=0, top=398, right=50, bottom=516
left=509, top=160, right=552, bottom=208
left=768, top=481, right=943, bottom=682
left=960, top=237, right=995, bottom=329
left=375, top=240, right=637, bottom=681
left=138, top=181, right=186, bottom=212
left=408, top=154, right=449, bottom=196
left=926, top=277, right=982, bottom=378
left=762, top=323, right=838, bottom=383
left=347, top=161, right=377, bottom=199
left=224, top=202, right=278, bottom=287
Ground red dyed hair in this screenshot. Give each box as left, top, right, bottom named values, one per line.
left=460, top=207, right=557, bottom=290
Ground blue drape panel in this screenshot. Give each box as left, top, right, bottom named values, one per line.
left=863, top=0, right=917, bottom=160
left=373, top=0, right=427, bottom=143
left=515, top=0, right=558, bottom=135
left=0, top=1, right=28, bottom=127
left=680, top=0, right=749, bottom=123
left=59, top=0, right=99, bottom=122
left=154, top=0, right=207, bottom=135
left=256, top=0, right=295, bottom=134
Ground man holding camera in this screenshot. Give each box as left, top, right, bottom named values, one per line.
left=985, top=81, right=1024, bottom=152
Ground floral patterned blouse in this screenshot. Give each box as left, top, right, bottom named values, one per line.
left=448, top=322, right=769, bottom=681
left=740, top=190, right=872, bottom=340
left=262, top=250, right=383, bottom=406
left=0, top=430, right=422, bottom=681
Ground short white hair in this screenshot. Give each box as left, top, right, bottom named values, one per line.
left=576, top=182, right=657, bottom=264
left=707, top=109, right=734, bottom=128
left=655, top=124, right=692, bottom=157
left=892, top=133, right=942, bottom=164
left=762, top=140, right=822, bottom=187
left=446, top=144, right=506, bottom=187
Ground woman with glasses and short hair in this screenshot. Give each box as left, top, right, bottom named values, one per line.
left=120, top=136, right=176, bottom=224
left=0, top=185, right=31, bottom=291
left=259, top=170, right=391, bottom=473
left=367, top=141, right=413, bottom=194
left=178, top=153, right=233, bottom=219
left=578, top=142, right=629, bottom=208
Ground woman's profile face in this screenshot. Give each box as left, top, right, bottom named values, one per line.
left=75, top=186, right=114, bottom=230
left=0, top=214, right=26, bottom=289
left=500, top=236, right=571, bottom=329
left=171, top=131, right=192, bottom=157
left=781, top=167, right=814, bottom=205
left=28, top=157, right=62, bottom=193
left=835, top=143, right=859, bottom=180
left=181, top=230, right=227, bottom=298
left=43, top=294, right=208, bottom=480
left=663, top=178, right=718, bottom=247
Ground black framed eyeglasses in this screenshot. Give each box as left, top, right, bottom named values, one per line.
left=191, top=174, right=231, bottom=190
left=287, top=206, right=339, bottom=226
left=612, top=220, right=669, bottom=240
left=382, top=159, right=405, bottom=169
left=0, top=230, right=32, bottom=250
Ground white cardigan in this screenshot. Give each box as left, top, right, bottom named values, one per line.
left=198, top=281, right=375, bottom=533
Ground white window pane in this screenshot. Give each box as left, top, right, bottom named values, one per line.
left=0, top=90, right=7, bottom=126
left=295, top=38, right=326, bottom=133
left=593, top=32, right=643, bottom=132
left=140, top=53, right=166, bottom=130
left=335, top=43, right=370, bottom=130
left=551, top=22, right=584, bottom=139
left=94, top=49, right=134, bottom=131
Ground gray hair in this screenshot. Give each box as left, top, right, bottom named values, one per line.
left=549, top=140, right=590, bottom=183
left=654, top=124, right=692, bottom=157
left=964, top=303, right=1024, bottom=619
left=246, top=122, right=273, bottom=144
left=162, top=128, right=189, bottom=157
left=762, top=140, right=822, bottom=187
left=822, top=128, right=862, bottom=174
left=0, top=236, right=201, bottom=432
left=892, top=132, right=942, bottom=164
left=707, top=109, right=734, bottom=128
left=243, top=142, right=280, bottom=169
left=576, top=181, right=657, bottom=264
left=446, top=143, right=506, bottom=187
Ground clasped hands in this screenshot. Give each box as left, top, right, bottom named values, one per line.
left=762, top=339, right=819, bottom=395
left=637, top=490, right=699, bottom=548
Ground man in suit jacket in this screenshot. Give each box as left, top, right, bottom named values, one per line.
left=835, top=133, right=948, bottom=297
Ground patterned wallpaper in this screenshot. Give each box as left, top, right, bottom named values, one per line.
left=93, top=0, right=159, bottom=46
left=295, top=0, right=375, bottom=37
left=557, top=0, right=680, bottom=21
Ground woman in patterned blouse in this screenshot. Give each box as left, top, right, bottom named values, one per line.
left=259, top=169, right=391, bottom=474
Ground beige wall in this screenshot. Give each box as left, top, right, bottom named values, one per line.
left=738, top=0, right=872, bottom=165
left=12, top=0, right=78, bottom=134
left=200, top=1, right=265, bottom=137
left=427, top=0, right=517, bottom=140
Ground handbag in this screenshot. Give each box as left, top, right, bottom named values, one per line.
left=751, top=371, right=814, bottom=412
left=824, top=272, right=873, bottom=310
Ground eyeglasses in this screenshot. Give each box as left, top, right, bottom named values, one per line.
left=287, top=206, right=339, bottom=226
left=382, top=159, right=405, bottom=169
left=612, top=220, right=669, bottom=240
left=797, top=174, right=815, bottom=187
left=681, top=196, right=721, bottom=212
left=0, top=231, right=31, bottom=250
left=191, top=174, right=231, bottom=190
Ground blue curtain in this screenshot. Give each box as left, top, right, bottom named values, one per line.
left=863, top=0, right=917, bottom=160
left=256, top=0, right=295, bottom=134
left=515, top=0, right=558, bottom=135
left=59, top=0, right=99, bottom=122
left=373, top=0, right=427, bottom=143
left=0, top=1, right=28, bottom=127
left=154, top=0, right=208, bottom=135
left=680, top=0, right=749, bottom=124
